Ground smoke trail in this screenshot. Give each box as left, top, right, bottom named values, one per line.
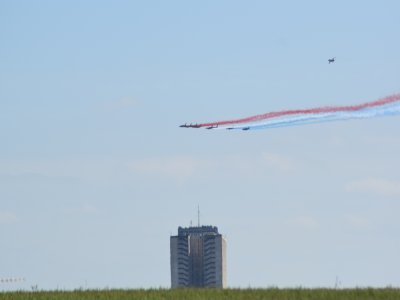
left=226, top=101, right=400, bottom=130
left=199, top=93, right=400, bottom=128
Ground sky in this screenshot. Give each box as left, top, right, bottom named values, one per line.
left=1, top=0, right=400, bottom=291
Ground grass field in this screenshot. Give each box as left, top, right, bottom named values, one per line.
left=1, top=288, right=400, bottom=300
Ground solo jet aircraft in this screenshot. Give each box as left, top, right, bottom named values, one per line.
left=328, top=57, right=336, bottom=64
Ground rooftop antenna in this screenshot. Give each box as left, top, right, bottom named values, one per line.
left=197, top=205, right=200, bottom=227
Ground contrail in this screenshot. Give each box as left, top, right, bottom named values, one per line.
left=180, top=93, right=400, bottom=130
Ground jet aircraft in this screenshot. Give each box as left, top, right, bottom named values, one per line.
left=328, top=57, right=336, bottom=64
left=242, top=127, right=250, bottom=131
left=179, top=123, right=201, bottom=128
left=206, top=125, right=218, bottom=129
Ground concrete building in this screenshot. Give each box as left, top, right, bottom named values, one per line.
left=170, top=225, right=227, bottom=288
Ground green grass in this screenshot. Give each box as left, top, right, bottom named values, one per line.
left=1, top=288, right=400, bottom=300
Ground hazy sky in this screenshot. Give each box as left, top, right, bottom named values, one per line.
left=1, top=0, right=400, bottom=291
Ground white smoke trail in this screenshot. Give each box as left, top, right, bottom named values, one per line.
left=225, top=102, right=400, bottom=131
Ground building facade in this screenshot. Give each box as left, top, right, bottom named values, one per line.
left=170, top=226, right=227, bottom=288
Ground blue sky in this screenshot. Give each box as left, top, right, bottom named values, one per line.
left=1, top=0, right=400, bottom=290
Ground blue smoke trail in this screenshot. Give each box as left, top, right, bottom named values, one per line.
left=224, top=102, right=400, bottom=131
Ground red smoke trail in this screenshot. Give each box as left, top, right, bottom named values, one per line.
left=199, top=93, right=400, bottom=127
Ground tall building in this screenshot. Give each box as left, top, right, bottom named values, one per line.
left=170, top=225, right=227, bottom=288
